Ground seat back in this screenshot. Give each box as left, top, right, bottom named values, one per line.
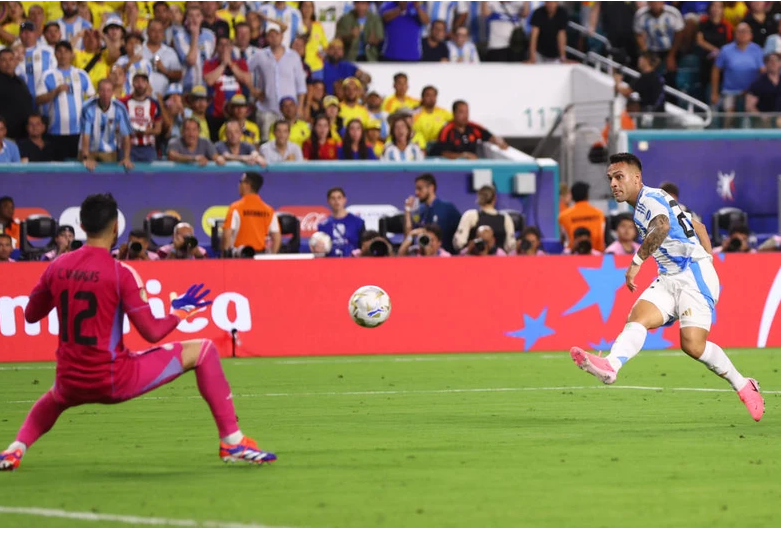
left=144, top=213, right=180, bottom=250
left=711, top=207, right=748, bottom=245
left=276, top=212, right=300, bottom=253
left=500, top=209, right=525, bottom=237
left=378, top=213, right=405, bottom=238
left=20, top=215, right=58, bottom=260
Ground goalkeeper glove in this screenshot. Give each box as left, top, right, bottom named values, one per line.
left=170, top=283, right=213, bottom=320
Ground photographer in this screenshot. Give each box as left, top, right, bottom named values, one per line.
left=453, top=185, right=516, bottom=254
left=222, top=171, right=281, bottom=257
left=42, top=225, right=76, bottom=261
left=516, top=226, right=546, bottom=256
left=355, top=230, right=395, bottom=258
left=564, top=227, right=602, bottom=256
left=713, top=224, right=756, bottom=253
left=115, top=229, right=160, bottom=260
left=399, top=224, right=451, bottom=257
left=461, top=225, right=506, bottom=256
left=403, top=174, right=461, bottom=254
left=157, top=222, right=207, bottom=260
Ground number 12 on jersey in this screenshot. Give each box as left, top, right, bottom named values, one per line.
left=59, top=290, right=98, bottom=345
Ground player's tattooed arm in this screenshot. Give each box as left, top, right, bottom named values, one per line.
left=637, top=214, right=670, bottom=261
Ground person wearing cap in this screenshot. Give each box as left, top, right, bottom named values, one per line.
left=382, top=114, right=424, bottom=162
left=16, top=19, right=55, bottom=110
left=55, top=1, right=93, bottom=42
left=259, top=119, right=304, bottom=162
left=746, top=51, right=781, bottom=126
left=120, top=71, right=162, bottom=162
left=186, top=84, right=211, bottom=140
left=41, top=225, right=76, bottom=261
left=338, top=76, right=370, bottom=128
left=247, top=21, right=306, bottom=142
left=322, top=94, right=343, bottom=141
left=172, top=5, right=216, bottom=91
left=302, top=114, right=338, bottom=160
left=413, top=85, right=452, bottom=146
left=215, top=119, right=266, bottom=166
left=321, top=38, right=371, bottom=97
left=0, top=2, right=27, bottom=46
left=259, top=1, right=304, bottom=49
left=102, top=14, right=127, bottom=66
left=160, top=82, right=191, bottom=148
left=204, top=34, right=252, bottom=138
left=381, top=72, right=419, bottom=114
left=365, top=118, right=384, bottom=158
left=336, top=1, right=384, bottom=62
left=79, top=78, right=133, bottom=170
left=37, top=41, right=95, bottom=161
left=267, top=96, right=311, bottom=147
left=143, top=18, right=183, bottom=98
left=72, top=27, right=110, bottom=91
left=364, top=90, right=389, bottom=140
left=218, top=94, right=261, bottom=146
left=115, top=32, right=155, bottom=96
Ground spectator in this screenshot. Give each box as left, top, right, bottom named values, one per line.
left=723, top=1, right=748, bottom=27
left=421, top=20, right=450, bottom=62
left=217, top=2, right=246, bottom=41
left=268, top=96, right=311, bottom=146
left=764, top=18, right=781, bottom=57
left=187, top=85, right=212, bottom=140
left=215, top=119, right=266, bottom=165
left=115, top=32, right=154, bottom=96
left=80, top=79, right=133, bottom=171
left=355, top=229, right=394, bottom=257
left=453, top=185, right=516, bottom=254
left=173, top=5, right=216, bottom=91
left=0, top=49, right=33, bottom=140
left=259, top=1, right=304, bottom=49
left=634, top=1, right=685, bottom=86
left=659, top=181, right=701, bottom=222
left=222, top=171, right=281, bottom=255
left=157, top=222, right=207, bottom=259
left=614, top=52, right=666, bottom=112
left=697, top=2, right=734, bottom=99
left=200, top=1, right=230, bottom=40
left=528, top=1, right=568, bottom=63
left=72, top=28, right=110, bottom=92
left=711, top=22, right=764, bottom=113
left=233, top=22, right=261, bottom=61
left=0, top=234, right=14, bottom=262
left=338, top=76, right=371, bottom=127
left=742, top=1, right=777, bottom=47
left=101, top=16, right=126, bottom=68
left=564, top=227, right=603, bottom=256
left=758, top=234, right=781, bottom=252
left=160, top=83, right=192, bottom=146
left=245, top=12, right=267, bottom=49
left=338, top=118, right=377, bottom=160
left=56, top=1, right=93, bottom=42
left=382, top=115, right=424, bottom=161
left=37, top=41, right=95, bottom=161
left=517, top=225, right=546, bottom=256
left=305, top=79, right=326, bottom=120
left=260, top=120, right=304, bottom=162
left=0, top=117, right=21, bottom=163
left=218, top=94, right=261, bottom=145
left=423, top=1, right=467, bottom=37
left=167, top=117, right=226, bottom=165
left=604, top=213, right=641, bottom=255
left=447, top=26, right=481, bottom=63
left=115, top=229, right=160, bottom=260
left=291, top=35, right=314, bottom=83
left=461, top=225, right=507, bottom=256
left=323, top=95, right=343, bottom=140
left=19, top=113, right=56, bottom=162
left=143, top=19, right=183, bottom=98
left=558, top=182, right=606, bottom=253
left=399, top=223, right=451, bottom=257
left=713, top=223, right=755, bottom=253
left=152, top=1, right=178, bottom=46
left=303, top=114, right=339, bottom=160
left=109, top=63, right=127, bottom=98
left=120, top=73, right=162, bottom=162
left=336, top=1, right=384, bottom=62
left=482, top=1, right=528, bottom=62
left=380, top=2, right=429, bottom=61
left=403, top=173, right=461, bottom=254
left=393, top=107, right=427, bottom=149
left=587, top=2, right=639, bottom=68
left=366, top=118, right=385, bottom=158
left=203, top=34, right=252, bottom=138
left=365, top=90, right=389, bottom=139
left=559, top=181, right=572, bottom=214
left=298, top=1, right=328, bottom=78
left=0, top=2, right=26, bottom=46
left=746, top=52, right=781, bottom=121
left=18, top=20, right=54, bottom=110
left=317, top=186, right=366, bottom=257
left=41, top=225, right=75, bottom=261
left=0, top=196, right=19, bottom=248
left=434, top=100, right=508, bottom=159
left=248, top=22, right=307, bottom=142
left=413, top=85, right=452, bottom=146
left=43, top=20, right=62, bottom=48
left=322, top=38, right=372, bottom=96
left=382, top=72, right=419, bottom=114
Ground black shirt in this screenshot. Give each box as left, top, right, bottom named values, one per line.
left=421, top=38, right=449, bottom=62
left=699, top=18, right=732, bottom=50
left=748, top=73, right=781, bottom=112
left=530, top=5, right=569, bottom=59
left=600, top=2, right=637, bottom=44
left=202, top=19, right=230, bottom=39
left=742, top=13, right=777, bottom=47
left=0, top=72, right=33, bottom=140
left=17, top=137, right=57, bottom=162
left=632, top=71, right=666, bottom=112
left=435, top=121, right=492, bottom=155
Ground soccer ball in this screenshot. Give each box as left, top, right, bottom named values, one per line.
left=348, top=285, right=391, bottom=328
left=309, top=231, right=332, bottom=256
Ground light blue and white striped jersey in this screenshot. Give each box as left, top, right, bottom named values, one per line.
left=80, top=97, right=133, bottom=153
left=633, top=5, right=685, bottom=52
left=172, top=27, right=216, bottom=91
left=466, top=1, right=486, bottom=44
left=423, top=1, right=467, bottom=36
left=56, top=16, right=92, bottom=41
left=38, top=67, right=95, bottom=135
left=233, top=45, right=261, bottom=62
left=447, top=40, right=480, bottom=63
left=382, top=142, right=425, bottom=161
left=21, top=43, right=56, bottom=106
left=114, top=55, right=154, bottom=94
left=259, top=3, right=304, bottom=48
left=632, top=186, right=710, bottom=275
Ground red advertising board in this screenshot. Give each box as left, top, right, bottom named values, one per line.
left=0, top=255, right=779, bottom=362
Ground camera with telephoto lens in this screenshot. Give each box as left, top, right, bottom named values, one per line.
left=230, top=246, right=255, bottom=258
left=469, top=238, right=486, bottom=255
left=575, top=240, right=593, bottom=255
left=70, top=240, right=83, bottom=251
left=725, top=237, right=744, bottom=253
left=182, top=236, right=199, bottom=250
left=128, top=241, right=143, bottom=258
left=416, top=234, right=431, bottom=248
left=367, top=238, right=391, bottom=257
left=519, top=239, right=532, bottom=252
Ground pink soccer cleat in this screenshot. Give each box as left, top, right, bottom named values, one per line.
left=0, top=448, right=23, bottom=471
left=737, top=378, right=764, bottom=422
left=570, top=347, right=617, bottom=385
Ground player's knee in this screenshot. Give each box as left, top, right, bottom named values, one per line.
left=681, top=338, right=706, bottom=359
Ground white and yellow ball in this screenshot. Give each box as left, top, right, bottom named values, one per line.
left=348, top=285, right=391, bottom=328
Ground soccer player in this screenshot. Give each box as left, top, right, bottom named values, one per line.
left=0, top=194, right=276, bottom=471
left=569, top=153, right=765, bottom=421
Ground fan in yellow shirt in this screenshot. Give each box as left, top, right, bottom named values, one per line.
left=339, top=77, right=370, bottom=127
left=366, top=118, right=385, bottom=158
left=88, top=1, right=117, bottom=29
left=267, top=96, right=312, bottom=146
left=413, top=85, right=453, bottom=145
left=218, top=94, right=261, bottom=146
left=216, top=3, right=246, bottom=40
left=381, top=72, right=420, bottom=114
left=299, top=2, right=329, bottom=73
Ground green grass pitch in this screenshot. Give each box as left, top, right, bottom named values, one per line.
left=0, top=348, right=779, bottom=527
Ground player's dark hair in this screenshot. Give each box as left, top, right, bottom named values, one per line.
left=608, top=152, right=643, bottom=172
left=452, top=100, right=468, bottom=114
left=421, top=85, right=437, bottom=98
left=571, top=181, right=590, bottom=202
left=0, top=196, right=13, bottom=206
left=574, top=226, right=592, bottom=239
left=415, top=173, right=437, bottom=191
left=129, top=229, right=148, bottom=240
left=522, top=225, right=542, bottom=239
left=326, top=187, right=346, bottom=199
left=55, top=40, right=73, bottom=52
left=659, top=181, right=679, bottom=198
left=423, top=223, right=443, bottom=242
left=729, top=223, right=750, bottom=236
left=80, top=193, right=118, bottom=237
left=243, top=172, right=263, bottom=192
left=393, top=72, right=407, bottom=83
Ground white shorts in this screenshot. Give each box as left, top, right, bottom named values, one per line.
left=638, top=259, right=720, bottom=331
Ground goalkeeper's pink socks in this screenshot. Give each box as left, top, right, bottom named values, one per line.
left=195, top=339, right=241, bottom=439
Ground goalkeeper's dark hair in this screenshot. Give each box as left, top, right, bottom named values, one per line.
left=608, top=152, right=643, bottom=172
left=80, top=193, right=118, bottom=237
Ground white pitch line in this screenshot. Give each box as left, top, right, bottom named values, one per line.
left=0, top=506, right=269, bottom=528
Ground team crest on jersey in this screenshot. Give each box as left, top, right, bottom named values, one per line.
left=717, top=170, right=736, bottom=201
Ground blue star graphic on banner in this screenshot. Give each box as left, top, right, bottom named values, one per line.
left=563, top=255, right=627, bottom=321
left=642, top=328, right=672, bottom=350
left=588, top=337, right=615, bottom=351
left=506, top=308, right=556, bottom=351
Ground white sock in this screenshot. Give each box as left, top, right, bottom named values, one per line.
left=605, top=322, right=648, bottom=372
left=7, top=441, right=26, bottom=455
left=221, top=430, right=244, bottom=445
left=698, top=342, right=747, bottom=391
